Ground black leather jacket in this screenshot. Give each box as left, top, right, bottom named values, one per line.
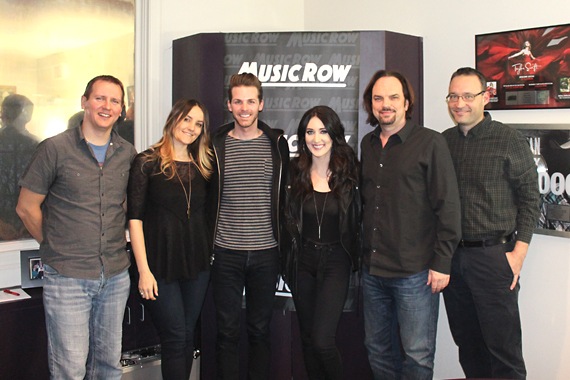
left=281, top=165, right=362, bottom=288
left=210, top=121, right=290, bottom=250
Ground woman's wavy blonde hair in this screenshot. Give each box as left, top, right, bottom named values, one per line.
left=146, top=98, right=213, bottom=180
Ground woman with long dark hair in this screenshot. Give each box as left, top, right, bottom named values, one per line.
left=283, top=105, right=361, bottom=380
left=127, top=99, right=214, bottom=380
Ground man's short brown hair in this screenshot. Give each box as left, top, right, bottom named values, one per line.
left=83, top=75, right=125, bottom=106
left=228, top=73, right=263, bottom=102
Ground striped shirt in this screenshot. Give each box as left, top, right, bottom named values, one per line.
left=215, top=133, right=277, bottom=250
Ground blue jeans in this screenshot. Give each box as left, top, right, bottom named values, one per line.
left=144, top=271, right=210, bottom=380
left=443, top=241, right=526, bottom=379
left=363, top=268, right=439, bottom=380
left=43, top=264, right=130, bottom=380
left=211, top=246, right=279, bottom=380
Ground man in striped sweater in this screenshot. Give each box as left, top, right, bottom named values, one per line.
left=211, top=73, right=290, bottom=380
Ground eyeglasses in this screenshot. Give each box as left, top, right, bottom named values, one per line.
left=446, top=91, right=485, bottom=103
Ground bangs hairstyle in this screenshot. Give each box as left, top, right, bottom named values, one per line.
left=148, top=98, right=213, bottom=180
left=228, top=73, right=263, bottom=101
left=292, top=105, right=359, bottom=201
left=362, top=70, right=415, bottom=127
left=83, top=75, right=125, bottom=106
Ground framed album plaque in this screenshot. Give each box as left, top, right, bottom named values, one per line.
left=476, top=24, right=570, bottom=110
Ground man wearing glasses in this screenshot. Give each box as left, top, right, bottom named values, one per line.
left=442, top=67, right=540, bottom=380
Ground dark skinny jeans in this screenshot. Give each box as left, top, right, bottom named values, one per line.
left=211, top=246, right=280, bottom=380
left=144, top=271, right=210, bottom=380
left=292, top=241, right=351, bottom=380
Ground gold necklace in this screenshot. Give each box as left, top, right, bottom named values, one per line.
left=174, top=160, right=192, bottom=219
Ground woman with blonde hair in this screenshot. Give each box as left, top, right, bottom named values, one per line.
left=128, top=98, right=214, bottom=380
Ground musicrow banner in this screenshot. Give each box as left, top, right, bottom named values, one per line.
left=222, top=32, right=360, bottom=154
left=173, top=30, right=423, bottom=156
left=172, top=31, right=424, bottom=307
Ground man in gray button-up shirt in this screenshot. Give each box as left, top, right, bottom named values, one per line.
left=17, top=75, right=136, bottom=380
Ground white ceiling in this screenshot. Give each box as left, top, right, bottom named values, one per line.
left=1, top=0, right=135, bottom=60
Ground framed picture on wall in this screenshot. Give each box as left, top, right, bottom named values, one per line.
left=510, top=123, right=570, bottom=238
left=476, top=23, right=570, bottom=110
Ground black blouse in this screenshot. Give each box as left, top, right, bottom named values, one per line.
left=302, top=190, right=340, bottom=244
left=127, top=150, right=211, bottom=282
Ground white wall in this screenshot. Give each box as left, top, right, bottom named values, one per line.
left=148, top=0, right=570, bottom=378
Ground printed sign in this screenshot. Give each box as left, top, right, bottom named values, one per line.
left=223, top=32, right=360, bottom=155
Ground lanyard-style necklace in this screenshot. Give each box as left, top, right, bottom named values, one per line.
left=313, top=191, right=328, bottom=239
left=174, top=161, right=192, bottom=219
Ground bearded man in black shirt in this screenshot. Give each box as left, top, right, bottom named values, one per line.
left=360, top=70, right=461, bottom=380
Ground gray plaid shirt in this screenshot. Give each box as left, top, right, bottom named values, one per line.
left=443, top=113, right=540, bottom=244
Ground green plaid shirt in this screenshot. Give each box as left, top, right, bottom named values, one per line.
left=443, top=113, right=540, bottom=244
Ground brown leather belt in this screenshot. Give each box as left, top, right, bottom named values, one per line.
left=459, top=234, right=514, bottom=248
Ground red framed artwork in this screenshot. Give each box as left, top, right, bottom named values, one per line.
left=476, top=24, right=570, bottom=110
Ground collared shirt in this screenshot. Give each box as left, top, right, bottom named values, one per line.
left=361, top=120, right=461, bottom=278
left=19, top=125, right=137, bottom=280
left=442, top=112, right=540, bottom=244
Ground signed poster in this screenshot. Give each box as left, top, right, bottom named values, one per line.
left=476, top=24, right=570, bottom=110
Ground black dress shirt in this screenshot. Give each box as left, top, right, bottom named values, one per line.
left=361, top=120, right=461, bottom=278
left=442, top=113, right=540, bottom=244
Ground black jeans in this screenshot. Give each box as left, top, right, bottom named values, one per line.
left=443, top=240, right=526, bottom=379
left=211, top=246, right=280, bottom=380
left=292, top=242, right=351, bottom=380
left=144, top=270, right=210, bottom=380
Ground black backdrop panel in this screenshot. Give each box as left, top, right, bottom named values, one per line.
left=172, top=30, right=423, bottom=380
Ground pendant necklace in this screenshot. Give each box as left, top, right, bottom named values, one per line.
left=174, top=160, right=192, bottom=219
left=313, top=191, right=328, bottom=239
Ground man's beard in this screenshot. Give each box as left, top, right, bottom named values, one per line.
left=379, top=109, right=396, bottom=126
